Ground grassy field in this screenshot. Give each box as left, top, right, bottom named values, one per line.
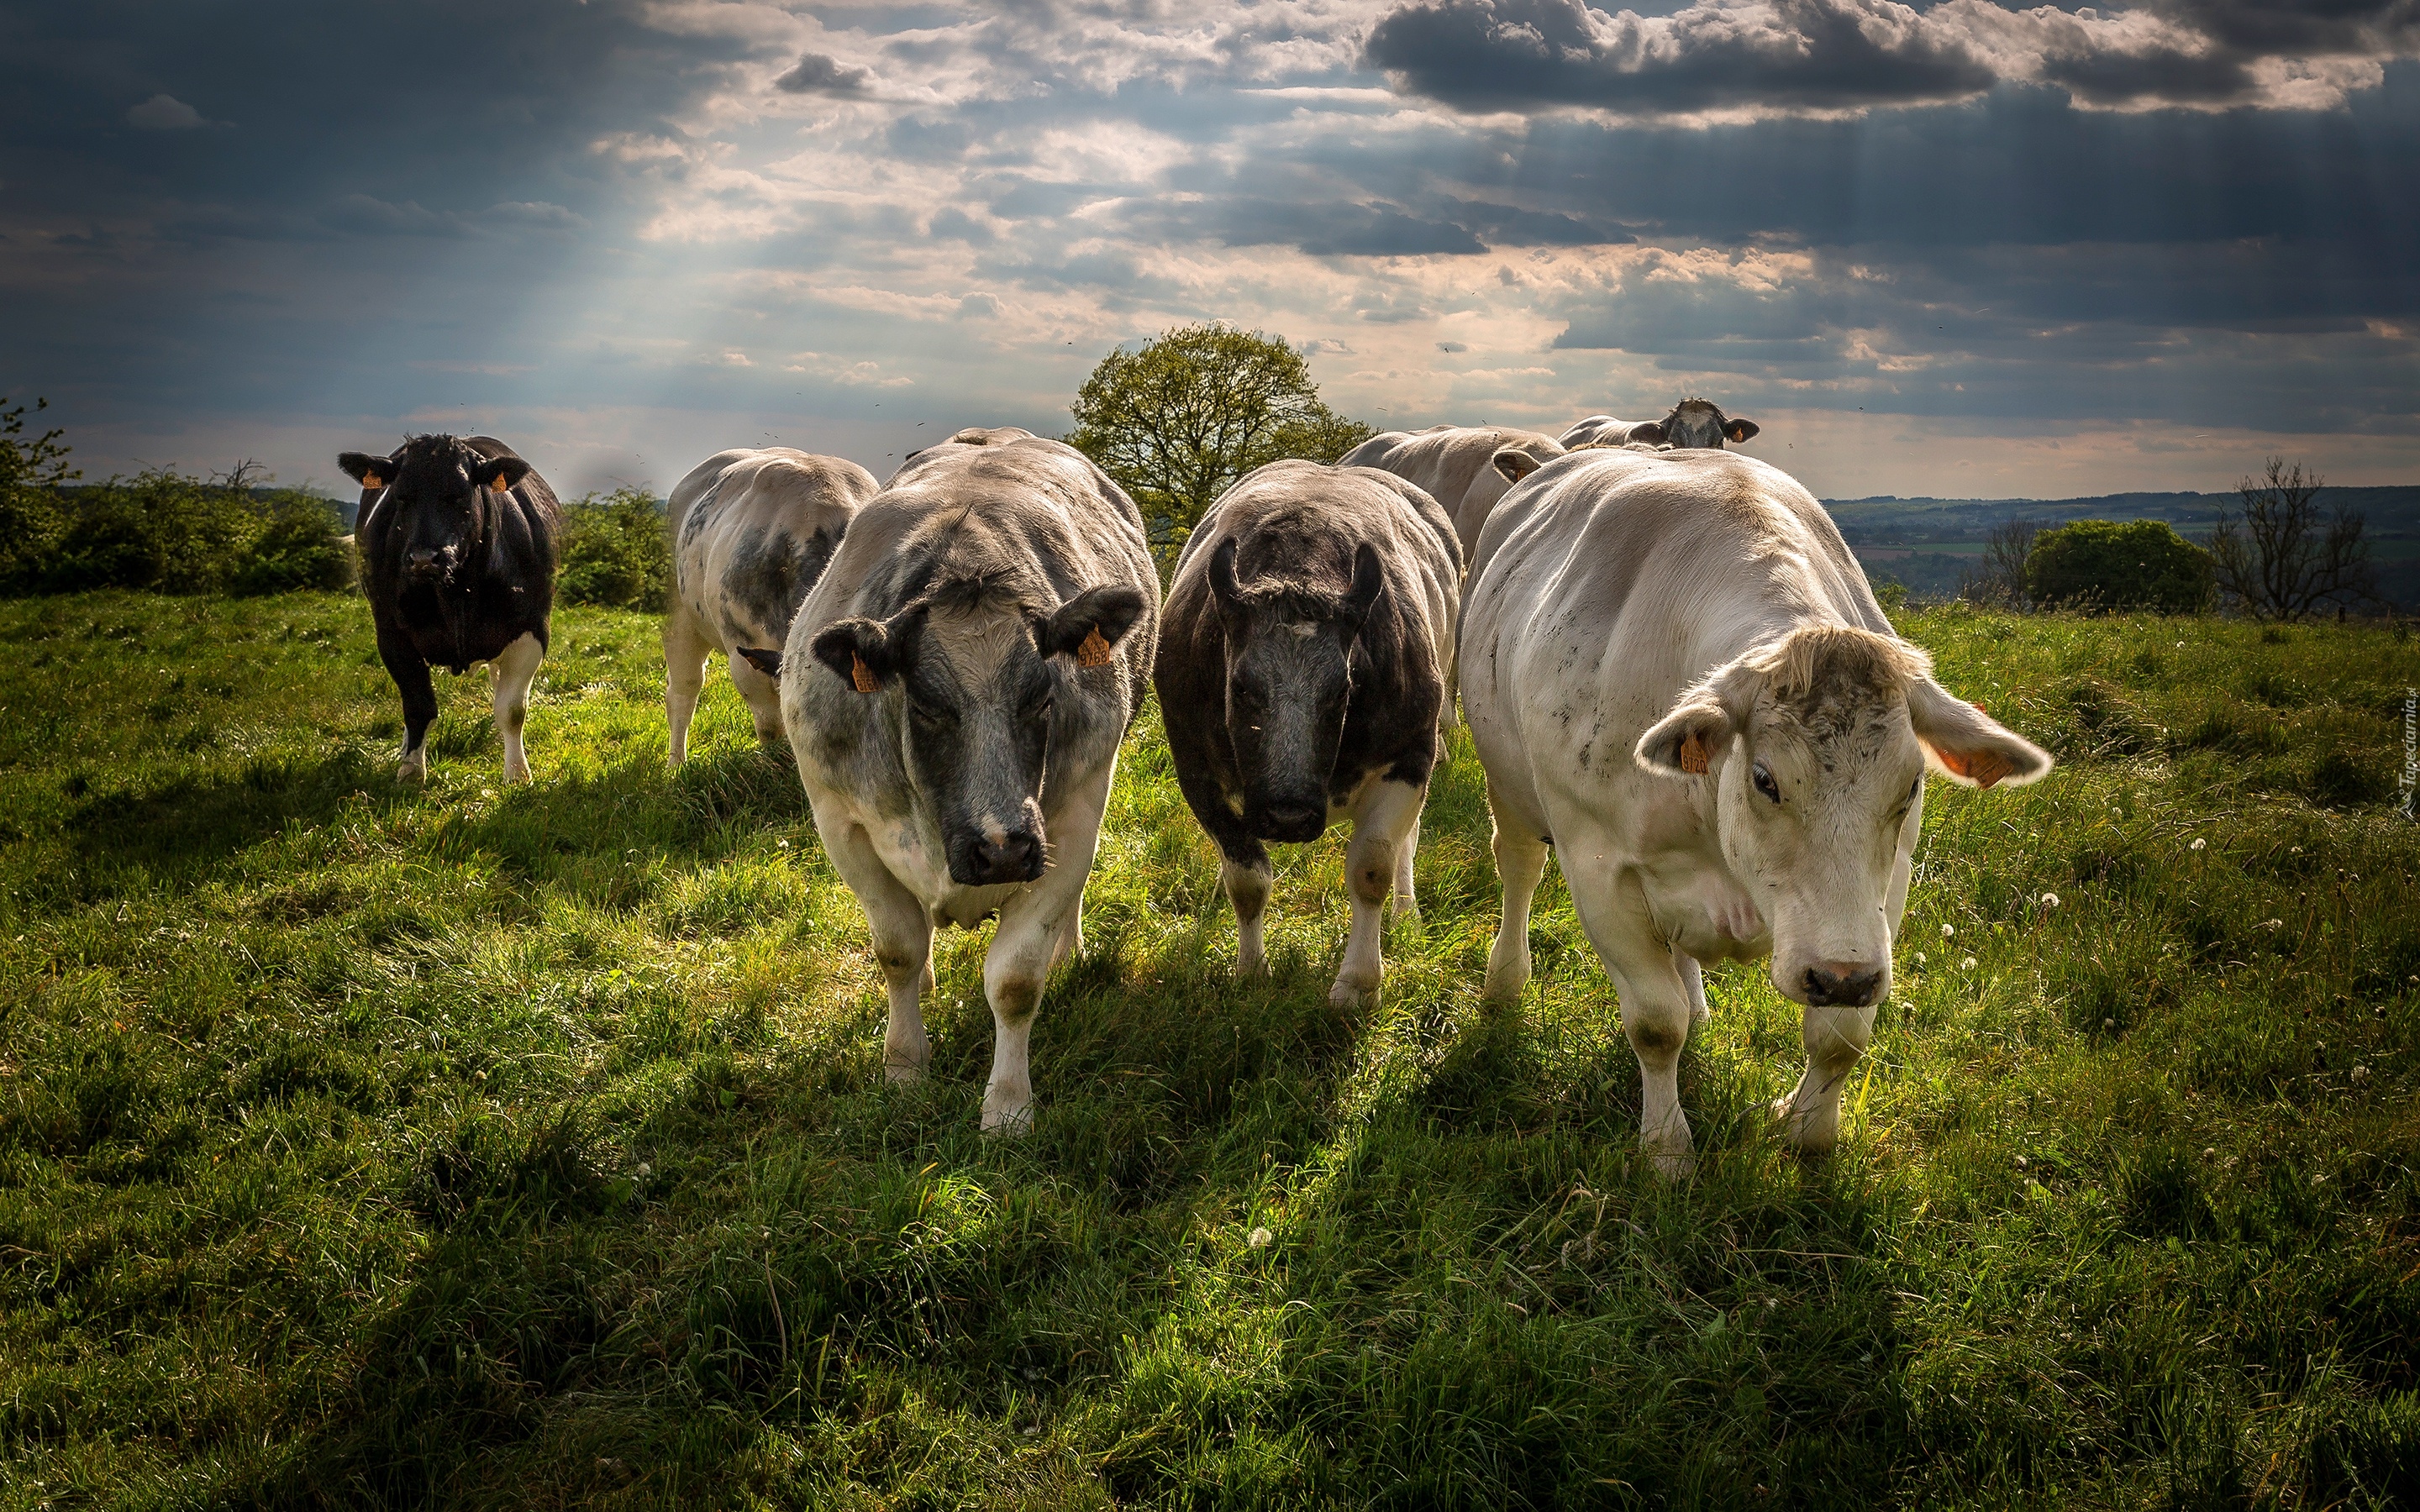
left=3, top=591, right=2417, bottom=1509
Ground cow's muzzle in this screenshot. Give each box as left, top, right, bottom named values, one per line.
left=950, top=828, right=1044, bottom=887
left=405, top=547, right=454, bottom=582
left=1802, top=962, right=1884, bottom=1007
left=1250, top=795, right=1326, bottom=844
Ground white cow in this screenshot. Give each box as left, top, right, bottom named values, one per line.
left=1459, top=447, right=2049, bottom=1177
left=1339, top=425, right=1567, bottom=565
left=665, top=448, right=878, bottom=765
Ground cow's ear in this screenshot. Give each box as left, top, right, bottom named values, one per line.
left=735, top=647, right=783, bottom=678
left=338, top=451, right=391, bottom=487
left=811, top=612, right=913, bottom=691
left=1907, top=679, right=2052, bottom=790
left=1635, top=693, right=1736, bottom=779
left=1205, top=536, right=1249, bottom=632
left=1491, top=447, right=1543, bottom=486
left=1339, top=543, right=1385, bottom=628
left=1725, top=417, right=1760, bottom=444
left=1044, top=584, right=1148, bottom=664
left=1629, top=422, right=1666, bottom=446
left=472, top=456, right=533, bottom=493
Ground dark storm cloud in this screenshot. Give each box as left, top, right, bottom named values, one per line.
left=774, top=50, right=876, bottom=95
left=1363, top=0, right=2417, bottom=116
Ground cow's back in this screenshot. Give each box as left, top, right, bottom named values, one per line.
left=1461, top=449, right=1885, bottom=829
left=673, top=447, right=876, bottom=653
left=1340, top=424, right=1562, bottom=564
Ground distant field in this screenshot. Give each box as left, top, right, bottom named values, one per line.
left=3, top=592, right=2417, bottom=1508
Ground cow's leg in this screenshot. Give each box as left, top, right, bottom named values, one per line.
left=1483, top=801, right=1550, bottom=1003
left=663, top=606, right=712, bottom=767
left=1051, top=895, right=1083, bottom=972
left=1218, top=837, right=1274, bottom=977
left=1332, top=778, right=1424, bottom=1008
left=725, top=634, right=786, bottom=748
left=1775, top=1001, right=1876, bottom=1155
left=1570, top=865, right=1697, bottom=1179
left=1678, top=951, right=1711, bottom=1029
left=979, top=759, right=1115, bottom=1134
left=488, top=633, right=543, bottom=785
left=376, top=625, right=438, bottom=783
left=1392, top=816, right=1421, bottom=920
left=818, top=814, right=934, bottom=1083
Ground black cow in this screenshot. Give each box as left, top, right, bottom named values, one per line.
left=1155, top=459, right=1461, bottom=1007
left=336, top=433, right=560, bottom=783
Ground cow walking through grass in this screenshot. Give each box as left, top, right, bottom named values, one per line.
left=1460, top=445, right=2049, bottom=1178
left=1156, top=459, right=1460, bottom=1008
left=740, top=433, right=1156, bottom=1133
left=664, top=447, right=876, bottom=765
left=338, top=433, right=559, bottom=784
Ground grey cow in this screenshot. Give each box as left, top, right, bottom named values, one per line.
left=665, top=447, right=878, bottom=765
left=1560, top=398, right=1760, bottom=453
left=743, top=434, right=1157, bottom=1133
left=1156, top=461, right=1460, bottom=1008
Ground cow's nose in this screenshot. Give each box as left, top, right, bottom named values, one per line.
left=407, top=548, right=442, bottom=576
left=1259, top=799, right=1325, bottom=842
left=969, top=830, right=1044, bottom=885
left=1802, top=962, right=1884, bottom=1007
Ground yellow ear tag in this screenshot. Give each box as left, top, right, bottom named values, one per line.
left=851, top=653, right=879, bottom=693
left=1678, top=730, right=1711, bottom=774
left=1076, top=626, right=1113, bottom=667
left=362, top=474, right=383, bottom=490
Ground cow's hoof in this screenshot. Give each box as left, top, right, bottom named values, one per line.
left=1236, top=951, right=1268, bottom=979
left=1328, top=978, right=1378, bottom=1009
left=980, top=1104, right=1034, bottom=1137
left=1649, top=1149, right=1697, bottom=1182
left=1392, top=894, right=1421, bottom=921
left=397, top=763, right=427, bottom=784
left=884, top=1060, right=927, bottom=1085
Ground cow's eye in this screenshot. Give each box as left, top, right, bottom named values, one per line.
left=1752, top=760, right=1781, bottom=804
left=908, top=697, right=954, bottom=729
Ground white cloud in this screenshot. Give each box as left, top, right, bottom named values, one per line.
left=127, top=94, right=204, bottom=129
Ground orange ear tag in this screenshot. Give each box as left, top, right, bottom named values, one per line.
left=1076, top=626, right=1113, bottom=667
left=1936, top=747, right=2013, bottom=790
left=850, top=654, right=879, bottom=692
left=1678, top=730, right=1712, bottom=774
left=490, top=477, right=512, bottom=494
left=362, top=475, right=383, bottom=489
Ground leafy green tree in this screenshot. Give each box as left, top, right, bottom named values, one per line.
left=558, top=486, right=672, bottom=608
left=1065, top=323, right=1372, bottom=538
left=0, top=397, right=77, bottom=589
left=2023, top=519, right=2214, bottom=614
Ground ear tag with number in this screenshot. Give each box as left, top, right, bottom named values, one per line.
left=1679, top=730, right=1712, bottom=774
left=1076, top=626, right=1113, bottom=667
left=851, top=653, right=879, bottom=693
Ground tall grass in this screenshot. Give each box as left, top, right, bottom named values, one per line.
left=0, top=594, right=2414, bottom=1508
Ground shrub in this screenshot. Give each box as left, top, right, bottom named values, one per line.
left=557, top=486, right=671, bottom=609
left=2023, top=518, right=2214, bottom=613
left=0, top=396, right=76, bottom=591
left=229, top=496, right=354, bottom=596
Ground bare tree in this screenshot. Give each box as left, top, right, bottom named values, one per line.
left=1961, top=516, right=2037, bottom=606
left=2209, top=458, right=2376, bottom=621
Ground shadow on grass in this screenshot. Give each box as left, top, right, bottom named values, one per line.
left=66, top=747, right=383, bottom=875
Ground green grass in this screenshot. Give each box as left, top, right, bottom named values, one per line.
left=3, top=591, right=2417, bottom=1509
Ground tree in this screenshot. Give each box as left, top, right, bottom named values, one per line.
left=0, top=397, right=78, bottom=589
left=1065, top=323, right=1373, bottom=538
left=1960, top=515, right=2038, bottom=607
left=2023, top=518, right=2213, bottom=614
left=2209, top=457, right=2376, bottom=622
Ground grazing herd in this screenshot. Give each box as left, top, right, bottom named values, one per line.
left=333, top=396, right=2049, bottom=1170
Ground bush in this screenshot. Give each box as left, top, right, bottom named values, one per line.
left=557, top=487, right=671, bottom=609
left=229, top=497, right=354, bottom=595
left=2023, top=518, right=2213, bottom=613
left=0, top=397, right=76, bottom=591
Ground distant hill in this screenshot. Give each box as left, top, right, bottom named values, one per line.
left=1822, top=486, right=2420, bottom=606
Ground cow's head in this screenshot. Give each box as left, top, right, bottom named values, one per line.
left=810, top=574, right=1146, bottom=887
left=1631, top=398, right=1758, bottom=450
left=1207, top=537, right=1386, bottom=843
left=1635, top=624, right=2049, bottom=1008
left=339, top=435, right=529, bottom=585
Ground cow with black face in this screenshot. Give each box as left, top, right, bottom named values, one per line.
left=337, top=433, right=560, bottom=783
left=739, top=433, right=1157, bottom=1133
left=1156, top=460, right=1461, bottom=1008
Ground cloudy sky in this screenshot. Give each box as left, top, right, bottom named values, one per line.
left=3, top=0, right=2415, bottom=501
